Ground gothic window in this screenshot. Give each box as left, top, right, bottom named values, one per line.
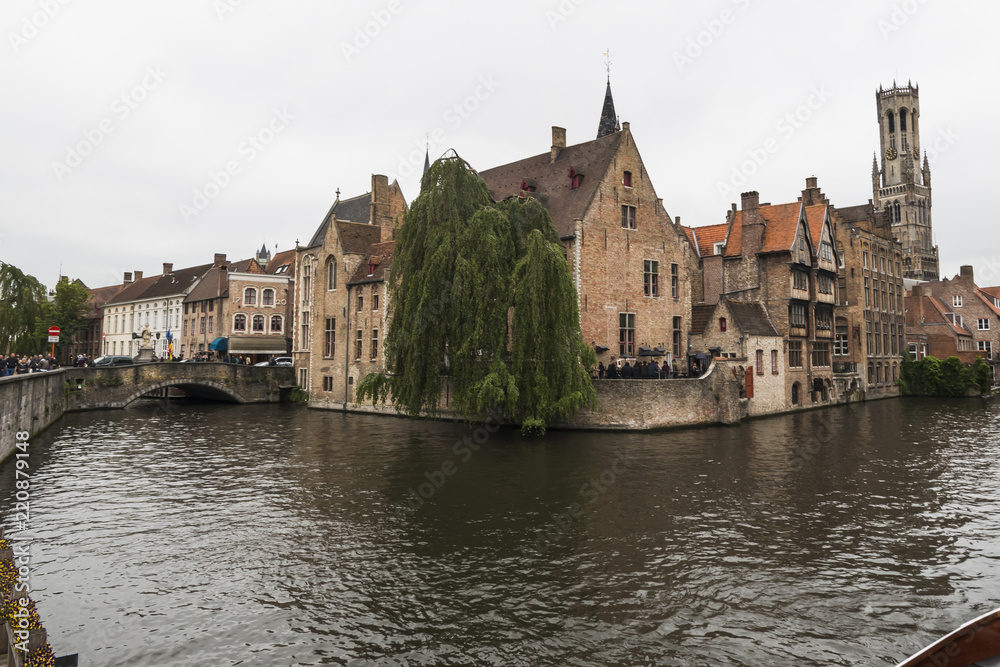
left=893, top=202, right=901, bottom=223
left=900, top=108, right=907, bottom=132
left=327, top=258, right=337, bottom=290
left=887, top=110, right=895, bottom=133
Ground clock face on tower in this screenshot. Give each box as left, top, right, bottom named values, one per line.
left=885, top=146, right=897, bottom=160
left=914, top=148, right=920, bottom=160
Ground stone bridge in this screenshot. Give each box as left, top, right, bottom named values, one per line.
left=62, top=362, right=296, bottom=411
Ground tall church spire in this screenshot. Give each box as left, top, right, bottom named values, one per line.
left=423, top=132, right=430, bottom=175
left=597, top=49, right=618, bottom=138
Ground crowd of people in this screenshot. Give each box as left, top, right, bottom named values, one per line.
left=2, top=352, right=63, bottom=376
left=597, top=358, right=674, bottom=380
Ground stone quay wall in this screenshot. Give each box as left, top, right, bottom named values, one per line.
left=0, top=370, right=68, bottom=464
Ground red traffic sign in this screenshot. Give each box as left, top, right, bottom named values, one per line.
left=48, top=326, right=61, bottom=336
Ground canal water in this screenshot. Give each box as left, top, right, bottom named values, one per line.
left=2, top=397, right=998, bottom=666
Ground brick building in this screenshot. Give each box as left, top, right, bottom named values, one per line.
left=800, top=178, right=906, bottom=395
left=295, top=175, right=406, bottom=402
left=67, top=281, right=123, bottom=362
left=478, top=120, right=697, bottom=371
left=905, top=266, right=1000, bottom=382
left=690, top=188, right=860, bottom=408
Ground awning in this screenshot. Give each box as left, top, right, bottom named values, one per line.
left=638, top=347, right=665, bottom=357
left=227, top=336, right=288, bottom=354
left=594, top=345, right=610, bottom=353
left=209, top=337, right=228, bottom=351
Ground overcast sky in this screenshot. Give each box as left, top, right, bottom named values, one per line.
left=2, top=1, right=998, bottom=291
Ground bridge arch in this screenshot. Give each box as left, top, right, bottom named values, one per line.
left=118, top=379, right=249, bottom=408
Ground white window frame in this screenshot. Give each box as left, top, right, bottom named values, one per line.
left=978, top=318, right=990, bottom=331
left=953, top=295, right=963, bottom=307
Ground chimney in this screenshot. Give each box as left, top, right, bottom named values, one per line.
left=805, top=176, right=818, bottom=189
left=550, top=126, right=566, bottom=163
left=371, top=174, right=393, bottom=243
left=134, top=270, right=143, bottom=281
left=163, top=262, right=173, bottom=274
left=959, top=265, right=974, bottom=282
left=622, top=121, right=630, bottom=132
left=214, top=253, right=227, bottom=268
left=123, top=272, right=133, bottom=285
left=740, top=191, right=764, bottom=257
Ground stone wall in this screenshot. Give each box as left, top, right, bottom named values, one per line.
left=0, top=371, right=67, bottom=464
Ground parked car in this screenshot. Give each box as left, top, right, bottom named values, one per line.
left=93, top=355, right=133, bottom=366
left=255, top=356, right=293, bottom=367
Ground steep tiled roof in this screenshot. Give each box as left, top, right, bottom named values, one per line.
left=927, top=297, right=973, bottom=336
left=690, top=304, right=715, bottom=334
left=478, top=131, right=624, bottom=238
left=980, top=286, right=1000, bottom=301
left=722, top=202, right=804, bottom=258
left=804, top=204, right=828, bottom=250
left=686, top=223, right=728, bottom=258
left=229, top=258, right=263, bottom=274
left=975, top=288, right=1000, bottom=317
left=306, top=192, right=372, bottom=249
left=85, top=284, right=126, bottom=320
left=105, top=273, right=162, bottom=305
left=184, top=267, right=225, bottom=303
left=726, top=300, right=779, bottom=336
left=347, top=241, right=395, bottom=285
left=265, top=249, right=297, bottom=277
left=140, top=263, right=212, bottom=300
left=336, top=221, right=381, bottom=254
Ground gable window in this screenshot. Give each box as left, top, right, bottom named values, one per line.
left=719, top=317, right=727, bottom=332
left=327, top=259, right=337, bottom=290
left=262, top=288, right=275, bottom=306
left=643, top=260, right=659, bottom=297
left=953, top=295, right=963, bottom=307
left=834, top=324, right=849, bottom=356
left=671, top=264, right=679, bottom=298
left=821, top=242, right=833, bottom=262
left=243, top=287, right=257, bottom=306
left=252, top=315, right=265, bottom=332
left=324, top=318, right=336, bottom=357
left=234, top=314, right=247, bottom=332
left=793, top=270, right=808, bottom=291
left=569, top=167, right=582, bottom=189
left=623, top=171, right=632, bottom=187
left=621, top=205, right=636, bottom=230
left=619, top=313, right=635, bottom=357
left=790, top=303, right=807, bottom=328
left=270, top=315, right=283, bottom=334
left=788, top=341, right=803, bottom=368
left=978, top=318, right=991, bottom=331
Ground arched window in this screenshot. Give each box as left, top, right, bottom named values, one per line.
left=719, top=317, right=727, bottom=332
left=791, top=382, right=800, bottom=405
left=899, top=107, right=907, bottom=132
left=270, top=315, right=283, bottom=333
left=893, top=202, right=901, bottom=223
left=234, top=314, right=247, bottom=332
left=887, top=110, right=895, bottom=133
left=243, top=287, right=257, bottom=306
left=327, top=258, right=337, bottom=290
left=262, top=289, right=274, bottom=306
left=252, top=315, right=265, bottom=332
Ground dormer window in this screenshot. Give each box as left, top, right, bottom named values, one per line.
left=623, top=171, right=632, bottom=187
left=713, top=242, right=725, bottom=256
left=569, top=167, right=583, bottom=189
left=368, top=260, right=378, bottom=276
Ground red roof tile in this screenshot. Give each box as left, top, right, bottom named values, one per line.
left=686, top=223, right=728, bottom=258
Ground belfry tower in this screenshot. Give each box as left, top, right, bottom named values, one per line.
left=873, top=82, right=939, bottom=281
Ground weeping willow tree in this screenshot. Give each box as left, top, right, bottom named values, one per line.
left=0, top=263, right=46, bottom=355
left=357, top=153, right=595, bottom=433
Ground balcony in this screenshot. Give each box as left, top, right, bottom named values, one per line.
left=833, top=361, right=858, bottom=374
